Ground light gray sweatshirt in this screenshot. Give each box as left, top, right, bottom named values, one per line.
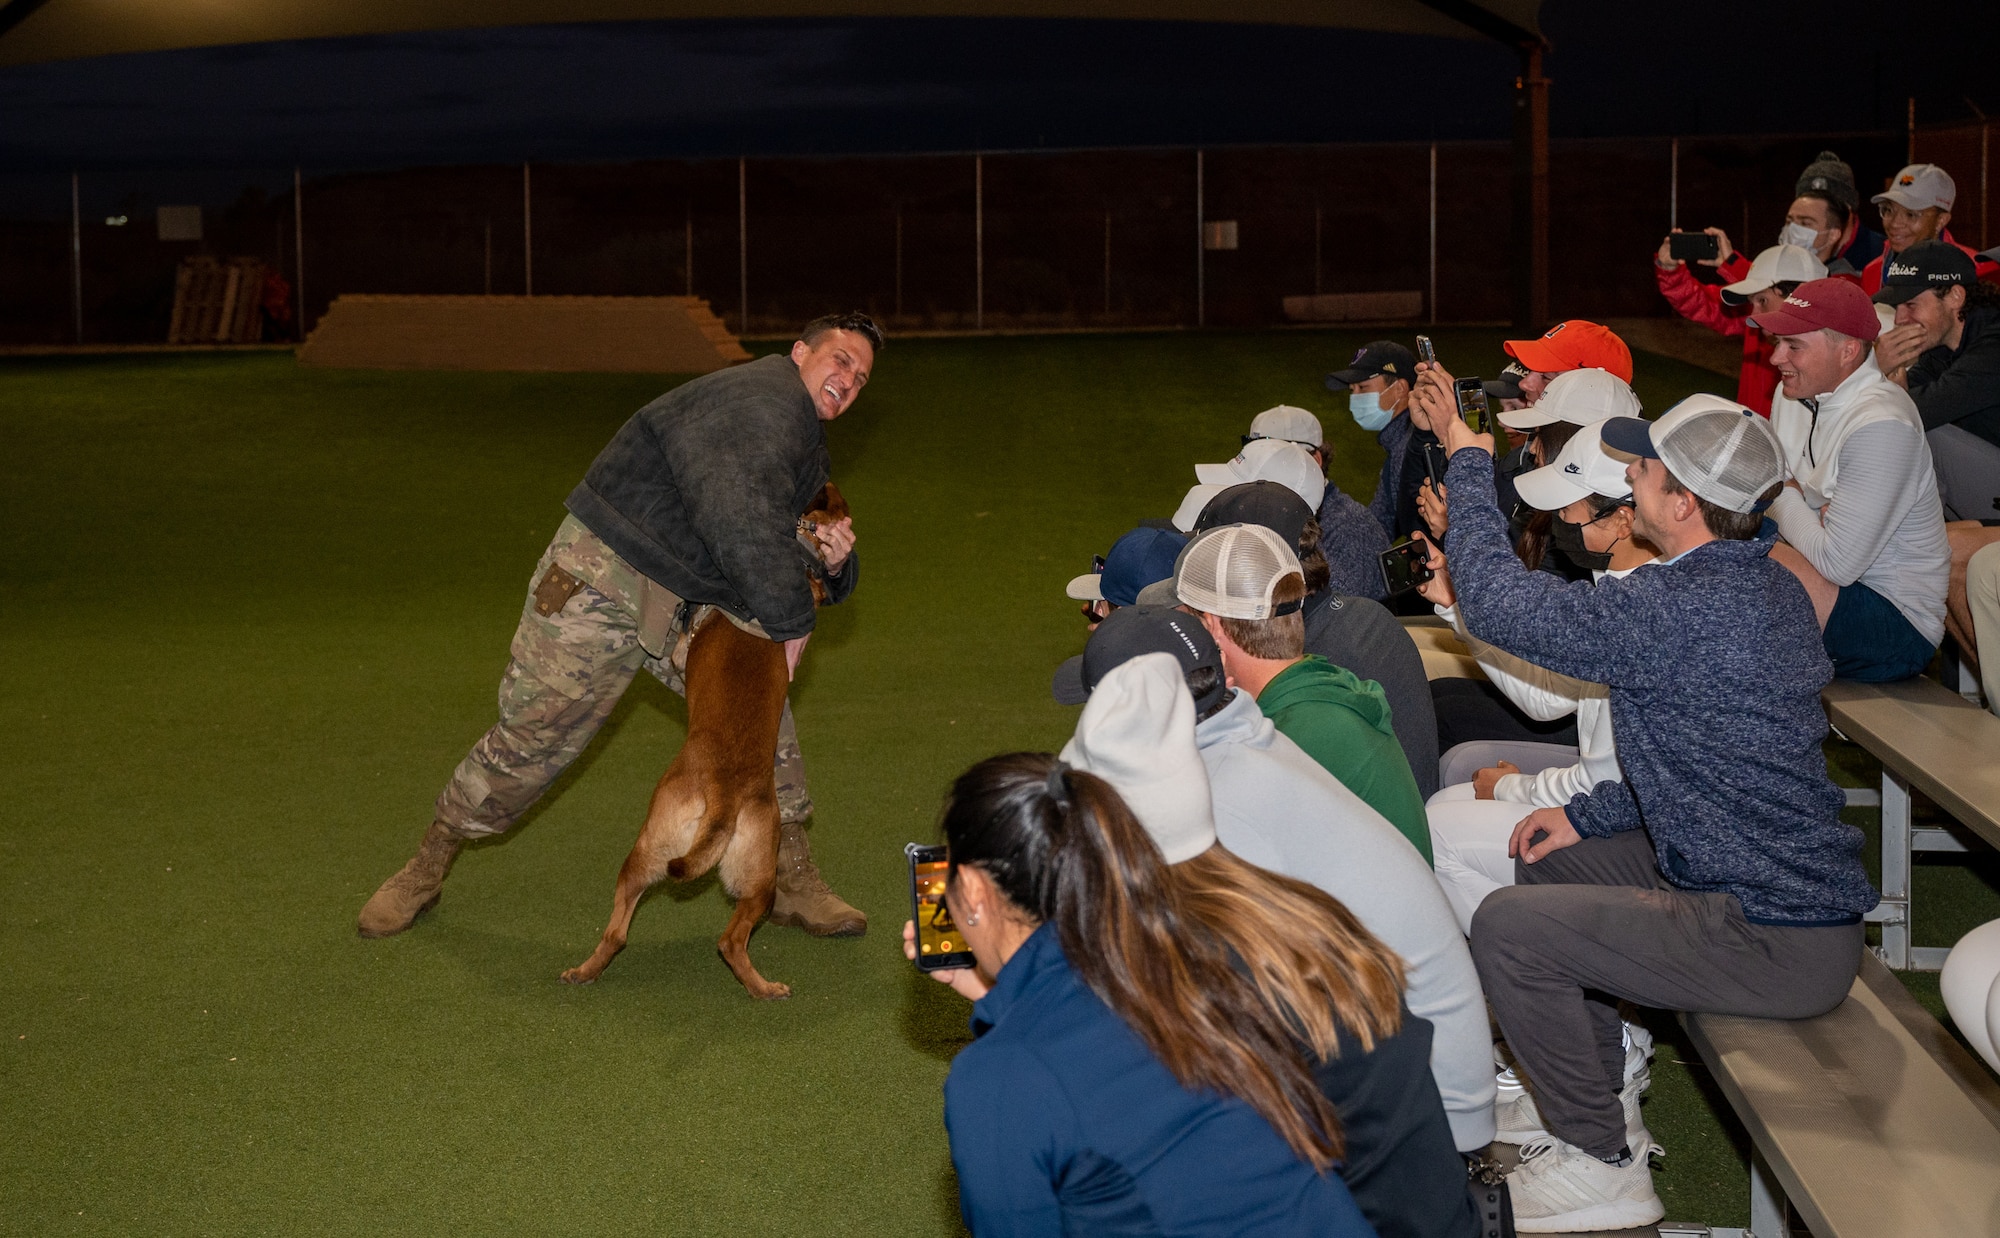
left=1195, top=688, right=1498, bottom=1152
left=1769, top=355, right=1949, bottom=643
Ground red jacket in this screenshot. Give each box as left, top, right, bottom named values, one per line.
left=1654, top=254, right=1778, bottom=415
left=1862, top=228, right=2000, bottom=293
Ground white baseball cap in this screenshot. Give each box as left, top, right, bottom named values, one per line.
left=1872, top=164, right=1956, bottom=213
left=1720, top=244, right=1828, bottom=303
left=1174, top=523, right=1304, bottom=620
left=1513, top=422, right=1632, bottom=512
left=1600, top=396, right=1783, bottom=514
left=1245, top=405, right=1323, bottom=449
left=1175, top=439, right=1326, bottom=531
left=1057, top=652, right=1217, bottom=865
left=1497, top=367, right=1641, bottom=430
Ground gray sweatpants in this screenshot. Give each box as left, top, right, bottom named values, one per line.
left=1928, top=424, right=2000, bottom=522
left=1469, top=830, right=1862, bottom=1158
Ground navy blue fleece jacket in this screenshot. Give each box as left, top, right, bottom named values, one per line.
left=1443, top=449, right=1874, bottom=925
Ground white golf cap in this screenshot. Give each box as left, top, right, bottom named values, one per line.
left=1600, top=395, right=1783, bottom=514
left=1513, top=422, right=1632, bottom=512
left=1174, top=523, right=1304, bottom=620
left=1721, top=244, right=1828, bottom=302
left=1872, top=164, right=1956, bottom=213
left=1192, top=438, right=1326, bottom=511
left=1057, top=652, right=1217, bottom=865
left=1497, top=367, right=1641, bottom=430
left=1245, top=404, right=1324, bottom=449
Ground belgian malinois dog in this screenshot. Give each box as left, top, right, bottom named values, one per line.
left=559, top=484, right=848, bottom=999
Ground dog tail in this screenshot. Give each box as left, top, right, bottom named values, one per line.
left=666, top=808, right=734, bottom=882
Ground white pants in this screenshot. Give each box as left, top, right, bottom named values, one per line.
left=1941, top=919, right=2000, bottom=1075
left=1426, top=782, right=1538, bottom=936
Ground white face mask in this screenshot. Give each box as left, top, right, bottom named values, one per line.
left=1780, top=222, right=1823, bottom=251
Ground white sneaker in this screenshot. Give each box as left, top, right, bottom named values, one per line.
left=1492, top=1067, right=1652, bottom=1147
left=1507, top=1136, right=1665, bottom=1233
left=1621, top=1019, right=1654, bottom=1089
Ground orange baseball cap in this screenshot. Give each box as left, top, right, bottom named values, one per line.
left=1503, top=320, right=1634, bottom=383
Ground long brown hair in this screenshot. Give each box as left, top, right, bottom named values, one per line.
left=1516, top=420, right=1581, bottom=569
left=942, top=753, right=1402, bottom=1169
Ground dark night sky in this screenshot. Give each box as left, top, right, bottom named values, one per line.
left=1, top=0, right=1995, bottom=216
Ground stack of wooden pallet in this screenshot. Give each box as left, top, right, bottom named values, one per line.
left=295, top=295, right=753, bottom=373
left=168, top=257, right=268, bottom=344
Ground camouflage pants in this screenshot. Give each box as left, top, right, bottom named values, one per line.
left=434, top=515, right=812, bottom=838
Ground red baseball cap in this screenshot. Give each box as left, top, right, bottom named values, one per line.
left=1503, top=320, right=1634, bottom=383
left=1747, top=278, right=1881, bottom=341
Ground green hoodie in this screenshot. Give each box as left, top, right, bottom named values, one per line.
left=1257, top=656, right=1432, bottom=864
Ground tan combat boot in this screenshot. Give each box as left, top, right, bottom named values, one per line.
left=769, top=821, right=867, bottom=936
left=357, top=820, right=464, bottom=938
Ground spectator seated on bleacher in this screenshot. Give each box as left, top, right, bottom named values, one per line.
left=1053, top=606, right=1498, bottom=1161
left=1653, top=238, right=1826, bottom=416
left=1965, top=540, right=2000, bottom=715
left=1873, top=240, right=2000, bottom=522
left=1173, top=523, right=1432, bottom=865
left=1420, top=421, right=1659, bottom=937
left=1942, top=918, right=2000, bottom=1075
left=1754, top=277, right=1950, bottom=682
left=1862, top=164, right=2000, bottom=295
left=926, top=705, right=1381, bottom=1236
left=1415, top=384, right=1876, bottom=1233
left=1325, top=340, right=1433, bottom=544
left=1211, top=409, right=1393, bottom=601
left=1787, top=149, right=1885, bottom=276
left=1426, top=367, right=1642, bottom=761
left=1064, top=524, right=1185, bottom=632
left=1176, top=480, right=1440, bottom=799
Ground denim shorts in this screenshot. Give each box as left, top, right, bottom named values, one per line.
left=1823, top=580, right=1937, bottom=682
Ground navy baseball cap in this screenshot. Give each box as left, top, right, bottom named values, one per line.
left=1066, top=526, right=1188, bottom=608
left=1326, top=340, right=1417, bottom=390
left=1051, top=605, right=1227, bottom=709
left=1194, top=480, right=1314, bottom=548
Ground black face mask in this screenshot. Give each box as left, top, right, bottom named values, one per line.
left=1551, top=515, right=1615, bottom=572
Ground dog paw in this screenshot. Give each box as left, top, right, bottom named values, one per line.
left=749, top=981, right=792, bottom=1001
left=559, top=967, right=598, bottom=985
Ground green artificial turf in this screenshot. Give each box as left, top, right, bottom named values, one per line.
left=3, top=333, right=1996, bottom=1235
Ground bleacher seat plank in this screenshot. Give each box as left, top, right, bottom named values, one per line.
left=1682, top=953, right=2000, bottom=1236
left=1822, top=677, right=2000, bottom=969
left=1821, top=678, right=2000, bottom=846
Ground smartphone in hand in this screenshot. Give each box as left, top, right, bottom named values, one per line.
left=1415, top=335, right=1437, bottom=366
left=1379, top=539, right=1435, bottom=597
left=1453, top=378, right=1493, bottom=435
left=1668, top=232, right=1720, bottom=262
left=906, top=844, right=976, bottom=972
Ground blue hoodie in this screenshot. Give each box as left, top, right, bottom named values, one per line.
left=1442, top=450, right=1875, bottom=925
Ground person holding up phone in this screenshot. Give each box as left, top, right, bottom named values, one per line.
left=1420, top=394, right=1873, bottom=1232
left=1655, top=238, right=1827, bottom=416
left=902, top=660, right=1387, bottom=1237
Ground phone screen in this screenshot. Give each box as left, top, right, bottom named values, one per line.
left=1668, top=232, right=1720, bottom=262
left=1378, top=540, right=1433, bottom=597
left=1454, top=379, right=1493, bottom=435
left=908, top=845, right=977, bottom=971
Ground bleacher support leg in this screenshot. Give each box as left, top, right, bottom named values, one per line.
left=1749, top=1146, right=1789, bottom=1238
left=1875, top=770, right=1913, bottom=970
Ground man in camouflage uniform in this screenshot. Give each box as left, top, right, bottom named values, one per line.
left=359, top=313, right=877, bottom=940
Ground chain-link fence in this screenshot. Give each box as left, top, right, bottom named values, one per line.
left=6, top=125, right=1986, bottom=348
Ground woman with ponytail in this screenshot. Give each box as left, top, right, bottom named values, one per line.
left=908, top=655, right=1469, bottom=1236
